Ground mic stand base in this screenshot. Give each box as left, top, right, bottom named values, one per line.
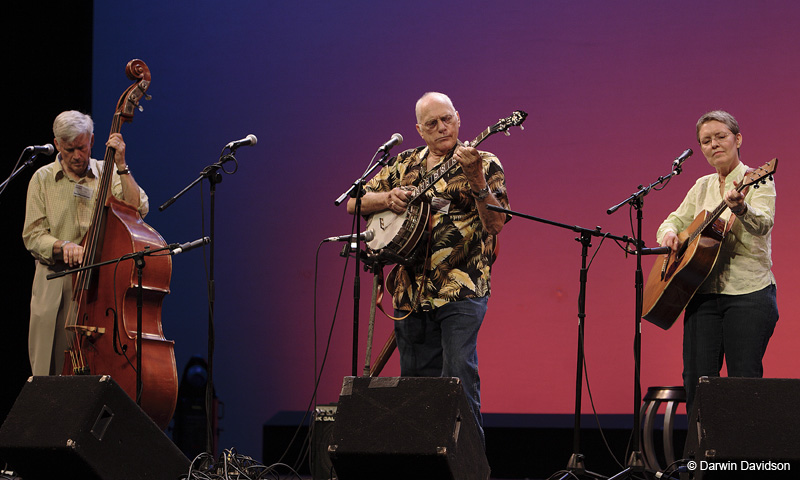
left=605, top=453, right=644, bottom=480
left=627, top=451, right=645, bottom=470
left=566, top=453, right=585, bottom=473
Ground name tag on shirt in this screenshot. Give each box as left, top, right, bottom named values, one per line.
left=430, top=197, right=450, bottom=214
left=73, top=183, right=94, bottom=199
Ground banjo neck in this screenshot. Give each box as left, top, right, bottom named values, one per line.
left=407, top=110, right=527, bottom=205
left=408, top=125, right=495, bottom=206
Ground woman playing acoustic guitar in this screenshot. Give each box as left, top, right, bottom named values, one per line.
left=656, top=110, right=778, bottom=413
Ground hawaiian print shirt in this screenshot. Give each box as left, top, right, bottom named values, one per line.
left=364, top=144, right=510, bottom=311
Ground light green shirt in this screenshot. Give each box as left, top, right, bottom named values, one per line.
left=22, top=155, right=149, bottom=264
left=656, top=161, right=776, bottom=295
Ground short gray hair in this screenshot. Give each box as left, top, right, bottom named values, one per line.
left=696, top=110, right=740, bottom=143
left=53, top=110, right=94, bottom=143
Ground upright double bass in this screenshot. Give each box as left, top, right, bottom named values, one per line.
left=62, top=59, right=178, bottom=429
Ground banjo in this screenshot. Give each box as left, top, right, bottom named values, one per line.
left=364, top=110, right=527, bottom=266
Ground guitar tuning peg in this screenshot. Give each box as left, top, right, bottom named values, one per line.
left=753, top=183, right=760, bottom=189
left=520, top=125, right=524, bottom=130
left=137, top=105, right=144, bottom=112
left=145, top=94, right=152, bottom=101
left=504, top=130, right=510, bottom=136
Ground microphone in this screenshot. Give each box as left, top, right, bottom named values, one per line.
left=638, top=246, right=671, bottom=255
left=323, top=230, right=375, bottom=243
left=25, top=144, right=55, bottom=156
left=672, top=148, right=693, bottom=173
left=169, top=236, right=210, bottom=255
left=377, top=133, right=403, bottom=152
left=225, top=134, right=258, bottom=150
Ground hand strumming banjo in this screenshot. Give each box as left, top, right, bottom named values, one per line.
left=364, top=110, right=527, bottom=266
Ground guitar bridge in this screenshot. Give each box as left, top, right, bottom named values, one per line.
left=66, top=325, right=106, bottom=339
left=660, top=251, right=671, bottom=281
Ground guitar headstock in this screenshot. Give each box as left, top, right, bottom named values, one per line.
left=489, top=110, right=528, bottom=136
left=742, top=158, right=778, bottom=189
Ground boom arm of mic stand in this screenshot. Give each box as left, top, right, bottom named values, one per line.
left=45, top=245, right=173, bottom=280
left=0, top=151, right=43, bottom=197
left=606, top=171, right=676, bottom=216
left=159, top=157, right=230, bottom=212
left=334, top=151, right=392, bottom=206
left=486, top=205, right=632, bottom=243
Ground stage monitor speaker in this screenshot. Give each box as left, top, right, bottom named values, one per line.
left=327, top=376, right=489, bottom=480
left=312, top=404, right=337, bottom=480
left=683, top=377, right=800, bottom=479
left=0, top=375, right=190, bottom=480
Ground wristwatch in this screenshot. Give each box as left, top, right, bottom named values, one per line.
left=471, top=185, right=491, bottom=201
left=117, top=166, right=131, bottom=175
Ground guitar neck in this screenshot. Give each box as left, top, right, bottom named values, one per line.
left=686, top=178, right=749, bottom=245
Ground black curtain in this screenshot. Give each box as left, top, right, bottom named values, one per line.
left=0, top=1, right=93, bottom=426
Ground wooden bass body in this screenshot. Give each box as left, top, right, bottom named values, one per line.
left=64, top=196, right=177, bottom=429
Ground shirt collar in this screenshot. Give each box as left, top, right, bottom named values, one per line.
left=719, top=161, right=747, bottom=188
left=54, top=154, right=100, bottom=182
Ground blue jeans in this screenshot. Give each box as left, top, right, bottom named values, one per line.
left=683, top=284, right=778, bottom=412
left=394, top=296, right=488, bottom=446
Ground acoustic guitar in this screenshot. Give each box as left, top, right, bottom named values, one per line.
left=642, top=158, right=777, bottom=330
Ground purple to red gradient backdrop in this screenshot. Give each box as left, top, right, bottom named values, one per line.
left=93, top=1, right=800, bottom=458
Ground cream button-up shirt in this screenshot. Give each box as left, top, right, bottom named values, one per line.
left=657, top=161, right=776, bottom=295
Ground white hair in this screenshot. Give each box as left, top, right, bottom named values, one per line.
left=53, top=110, right=94, bottom=143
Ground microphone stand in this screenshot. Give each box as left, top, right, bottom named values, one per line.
left=0, top=148, right=50, bottom=199
left=604, top=163, right=683, bottom=480
left=159, top=147, right=242, bottom=455
left=47, top=240, right=206, bottom=405
left=487, top=205, right=634, bottom=480
left=334, top=149, right=393, bottom=376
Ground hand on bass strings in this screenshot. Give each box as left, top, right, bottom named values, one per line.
left=55, top=240, right=84, bottom=267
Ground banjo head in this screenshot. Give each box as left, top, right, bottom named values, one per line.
left=365, top=202, right=430, bottom=264
left=366, top=209, right=408, bottom=250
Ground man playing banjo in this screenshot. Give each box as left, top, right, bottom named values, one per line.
left=347, top=92, right=511, bottom=446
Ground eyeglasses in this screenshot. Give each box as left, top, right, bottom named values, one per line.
left=700, top=131, right=732, bottom=146
left=420, top=114, right=456, bottom=131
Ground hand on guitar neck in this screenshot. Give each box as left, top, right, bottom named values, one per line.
left=722, top=173, right=752, bottom=215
